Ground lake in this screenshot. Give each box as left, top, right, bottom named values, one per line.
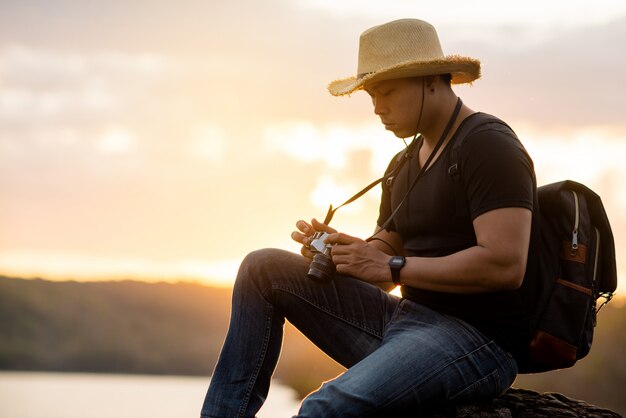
left=0, top=371, right=302, bottom=417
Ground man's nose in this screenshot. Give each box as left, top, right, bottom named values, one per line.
left=373, top=98, right=387, bottom=115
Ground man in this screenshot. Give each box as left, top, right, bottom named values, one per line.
left=201, top=18, right=539, bottom=417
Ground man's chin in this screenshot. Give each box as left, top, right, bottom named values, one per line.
left=391, top=130, right=413, bottom=139
left=385, top=126, right=402, bottom=137
left=384, top=124, right=416, bottom=139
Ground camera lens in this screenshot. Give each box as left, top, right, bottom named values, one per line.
left=307, top=253, right=336, bottom=282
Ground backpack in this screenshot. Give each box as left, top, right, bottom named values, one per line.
left=525, top=180, right=617, bottom=373
left=449, top=114, right=618, bottom=373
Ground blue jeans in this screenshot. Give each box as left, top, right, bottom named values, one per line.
left=200, top=248, right=517, bottom=417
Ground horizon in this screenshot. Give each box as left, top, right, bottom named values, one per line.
left=1, top=1, right=625, bottom=295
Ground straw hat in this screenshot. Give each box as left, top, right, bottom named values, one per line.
left=328, top=19, right=481, bottom=96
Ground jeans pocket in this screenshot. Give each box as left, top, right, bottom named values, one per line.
left=449, top=369, right=502, bottom=403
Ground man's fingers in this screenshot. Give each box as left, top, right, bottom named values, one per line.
left=300, top=246, right=314, bottom=259
left=291, top=230, right=309, bottom=245
left=311, top=218, right=337, bottom=234
left=326, top=232, right=356, bottom=246
left=292, top=220, right=315, bottom=245
left=296, top=220, right=312, bottom=235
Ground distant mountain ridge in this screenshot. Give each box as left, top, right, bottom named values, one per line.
left=1, top=276, right=624, bottom=415
left=0, top=275, right=345, bottom=397
left=0, top=276, right=231, bottom=375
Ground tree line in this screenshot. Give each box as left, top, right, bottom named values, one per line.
left=0, top=276, right=623, bottom=414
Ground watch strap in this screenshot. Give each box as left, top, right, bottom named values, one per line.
left=389, top=256, right=405, bottom=285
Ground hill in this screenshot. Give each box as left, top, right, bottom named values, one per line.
left=0, top=276, right=231, bottom=375
left=0, top=276, right=623, bottom=414
left=0, top=276, right=344, bottom=394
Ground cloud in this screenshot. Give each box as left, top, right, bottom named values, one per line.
left=185, top=123, right=227, bottom=163
left=0, top=45, right=172, bottom=122
left=448, top=16, right=626, bottom=128
left=96, top=127, right=136, bottom=155
left=294, top=0, right=626, bottom=26
left=519, top=124, right=626, bottom=185
left=262, top=120, right=404, bottom=174
left=0, top=2, right=624, bottom=287
left=310, top=175, right=368, bottom=213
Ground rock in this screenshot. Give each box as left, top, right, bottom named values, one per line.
left=433, top=388, right=621, bottom=417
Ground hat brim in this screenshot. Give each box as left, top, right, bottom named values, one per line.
left=328, top=55, right=481, bottom=96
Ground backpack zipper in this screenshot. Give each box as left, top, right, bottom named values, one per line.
left=592, top=227, right=600, bottom=289
left=571, top=190, right=579, bottom=255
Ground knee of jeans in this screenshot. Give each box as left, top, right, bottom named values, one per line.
left=236, top=248, right=276, bottom=284
left=297, top=379, right=371, bottom=418
left=240, top=248, right=295, bottom=275
left=297, top=382, right=340, bottom=417
left=235, top=248, right=301, bottom=294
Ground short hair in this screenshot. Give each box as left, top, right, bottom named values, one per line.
left=439, top=73, right=452, bottom=86
left=408, top=74, right=452, bottom=87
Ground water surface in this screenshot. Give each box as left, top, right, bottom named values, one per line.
left=0, top=371, right=301, bottom=417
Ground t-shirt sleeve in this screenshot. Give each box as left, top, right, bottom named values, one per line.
left=461, top=125, right=535, bottom=220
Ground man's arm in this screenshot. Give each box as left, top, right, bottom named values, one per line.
left=379, top=207, right=531, bottom=293
left=365, top=228, right=404, bottom=291
left=368, top=227, right=405, bottom=257
left=327, top=207, right=531, bottom=293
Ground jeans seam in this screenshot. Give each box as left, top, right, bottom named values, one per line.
left=371, top=339, right=501, bottom=414
left=382, top=299, right=408, bottom=335
left=272, top=284, right=383, bottom=338
left=237, top=302, right=274, bottom=418
left=449, top=368, right=500, bottom=401
left=505, top=351, right=518, bottom=376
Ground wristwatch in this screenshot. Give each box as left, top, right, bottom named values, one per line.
left=388, top=256, right=406, bottom=285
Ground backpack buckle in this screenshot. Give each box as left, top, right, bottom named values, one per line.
left=448, top=163, right=460, bottom=181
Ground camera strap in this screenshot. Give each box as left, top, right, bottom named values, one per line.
left=323, top=98, right=463, bottom=229
left=322, top=137, right=419, bottom=225
left=376, top=97, right=462, bottom=232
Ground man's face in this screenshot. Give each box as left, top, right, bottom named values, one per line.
left=364, top=78, right=423, bottom=139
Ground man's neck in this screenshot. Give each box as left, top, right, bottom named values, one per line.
left=420, top=93, right=462, bottom=148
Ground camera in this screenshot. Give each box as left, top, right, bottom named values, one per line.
left=307, top=231, right=336, bottom=282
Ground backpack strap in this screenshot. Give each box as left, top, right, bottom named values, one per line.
left=447, top=113, right=514, bottom=216
left=385, top=136, right=422, bottom=189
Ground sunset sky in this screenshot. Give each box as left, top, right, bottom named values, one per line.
left=1, top=0, right=625, bottom=297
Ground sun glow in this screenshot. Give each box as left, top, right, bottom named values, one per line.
left=96, top=127, right=135, bottom=155
left=0, top=3, right=624, bottom=295
left=186, top=123, right=226, bottom=162
left=0, top=250, right=241, bottom=287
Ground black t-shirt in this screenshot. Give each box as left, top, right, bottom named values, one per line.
left=377, top=112, right=540, bottom=360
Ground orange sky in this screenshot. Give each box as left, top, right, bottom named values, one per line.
left=0, top=1, right=625, bottom=298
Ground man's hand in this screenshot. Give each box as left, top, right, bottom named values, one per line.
left=290, top=218, right=337, bottom=262
left=325, top=232, right=391, bottom=285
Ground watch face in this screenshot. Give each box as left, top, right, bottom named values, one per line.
left=390, top=256, right=405, bottom=268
